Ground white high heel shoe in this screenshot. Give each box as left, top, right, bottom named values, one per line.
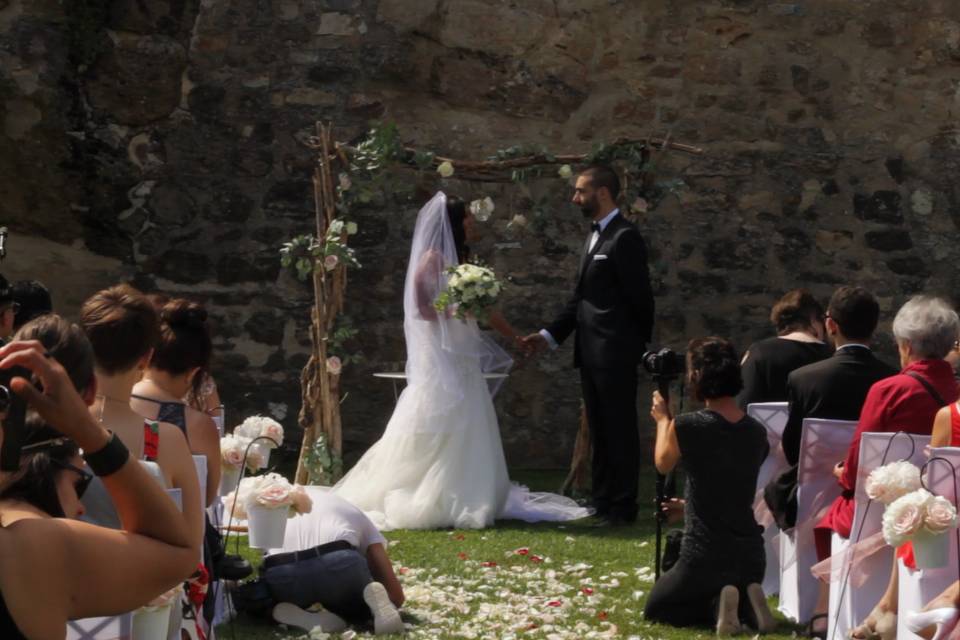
left=905, top=607, right=960, bottom=640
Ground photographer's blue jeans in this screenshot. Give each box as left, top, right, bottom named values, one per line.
left=264, top=549, right=374, bottom=624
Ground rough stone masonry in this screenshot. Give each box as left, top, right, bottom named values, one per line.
left=1, top=0, right=959, bottom=467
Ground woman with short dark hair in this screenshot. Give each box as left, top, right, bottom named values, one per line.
left=645, top=337, right=774, bottom=636
left=738, top=289, right=832, bottom=407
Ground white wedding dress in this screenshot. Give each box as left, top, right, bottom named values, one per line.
left=333, top=192, right=590, bottom=530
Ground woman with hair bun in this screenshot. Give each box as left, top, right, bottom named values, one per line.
left=131, top=298, right=220, bottom=508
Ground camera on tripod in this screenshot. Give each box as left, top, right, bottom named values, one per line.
left=641, top=348, right=685, bottom=382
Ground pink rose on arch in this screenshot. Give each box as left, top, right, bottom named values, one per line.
left=925, top=496, right=958, bottom=534
left=324, top=254, right=339, bottom=271
left=326, top=356, right=342, bottom=376
left=255, top=483, right=292, bottom=509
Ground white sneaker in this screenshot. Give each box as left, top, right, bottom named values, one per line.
left=363, top=582, right=405, bottom=635
left=272, top=602, right=347, bottom=633
left=715, top=585, right=741, bottom=636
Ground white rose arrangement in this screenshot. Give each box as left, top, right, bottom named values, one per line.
left=433, top=262, right=503, bottom=321
left=235, top=415, right=284, bottom=449
left=865, top=460, right=922, bottom=505
left=882, top=488, right=958, bottom=547
left=225, top=473, right=313, bottom=520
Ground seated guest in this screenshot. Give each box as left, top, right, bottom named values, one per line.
left=131, top=297, right=220, bottom=507
left=775, top=288, right=897, bottom=637
left=0, top=417, right=90, bottom=522
left=264, top=489, right=405, bottom=636
left=76, top=287, right=203, bottom=543
left=644, top=337, right=774, bottom=636
left=738, top=289, right=832, bottom=408
left=782, top=286, right=897, bottom=466
left=814, top=296, right=960, bottom=640
left=0, top=275, right=16, bottom=341
left=11, top=280, right=52, bottom=331
left=0, top=340, right=196, bottom=638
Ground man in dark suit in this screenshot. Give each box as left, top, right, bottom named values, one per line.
left=523, top=165, right=655, bottom=525
left=781, top=286, right=898, bottom=466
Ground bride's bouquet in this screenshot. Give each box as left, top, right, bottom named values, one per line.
left=434, top=262, right=503, bottom=321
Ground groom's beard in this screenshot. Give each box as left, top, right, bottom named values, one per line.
left=580, top=197, right=598, bottom=218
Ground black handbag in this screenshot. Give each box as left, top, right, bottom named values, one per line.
left=763, top=464, right=798, bottom=531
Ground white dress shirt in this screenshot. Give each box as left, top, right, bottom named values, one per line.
left=539, top=209, right=621, bottom=349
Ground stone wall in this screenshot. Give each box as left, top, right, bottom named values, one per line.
left=2, top=0, right=960, bottom=468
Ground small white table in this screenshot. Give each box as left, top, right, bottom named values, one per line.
left=373, top=371, right=509, bottom=401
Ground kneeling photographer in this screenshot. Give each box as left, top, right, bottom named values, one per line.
left=643, top=337, right=774, bottom=636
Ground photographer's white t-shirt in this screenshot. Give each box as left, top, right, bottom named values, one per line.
left=278, top=487, right=386, bottom=554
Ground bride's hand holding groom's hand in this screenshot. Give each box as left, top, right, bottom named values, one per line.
left=518, top=333, right=548, bottom=359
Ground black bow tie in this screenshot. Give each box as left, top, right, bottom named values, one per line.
left=590, top=222, right=601, bottom=233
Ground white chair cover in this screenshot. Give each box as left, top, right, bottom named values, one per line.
left=747, top=402, right=790, bottom=596
left=827, top=431, right=930, bottom=640
left=779, top=418, right=858, bottom=623
left=66, top=464, right=173, bottom=639
left=66, top=615, right=133, bottom=640
left=896, top=446, right=960, bottom=640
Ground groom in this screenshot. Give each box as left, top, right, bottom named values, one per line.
left=523, top=165, right=655, bottom=525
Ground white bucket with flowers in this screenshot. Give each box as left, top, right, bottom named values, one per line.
left=132, top=586, right=180, bottom=640
left=226, top=473, right=312, bottom=549
left=882, top=489, right=958, bottom=569
left=233, top=416, right=284, bottom=470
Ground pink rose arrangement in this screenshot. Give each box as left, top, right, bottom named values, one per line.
left=235, top=415, right=284, bottom=449
left=226, top=473, right=312, bottom=520
left=865, top=460, right=921, bottom=505
left=220, top=433, right=265, bottom=472
left=882, top=488, right=958, bottom=546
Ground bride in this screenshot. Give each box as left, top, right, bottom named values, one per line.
left=333, top=192, right=590, bottom=530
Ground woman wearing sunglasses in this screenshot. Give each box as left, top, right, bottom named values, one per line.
left=0, top=340, right=196, bottom=639
left=0, top=416, right=92, bottom=522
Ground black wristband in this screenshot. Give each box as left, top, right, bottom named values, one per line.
left=82, top=432, right=130, bottom=477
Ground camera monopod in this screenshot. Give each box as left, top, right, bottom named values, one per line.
left=653, top=375, right=679, bottom=582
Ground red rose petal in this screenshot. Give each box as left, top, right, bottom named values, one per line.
left=516, top=548, right=529, bottom=555
left=457, top=552, right=468, bottom=560
left=547, top=600, right=562, bottom=607
left=481, top=561, right=498, bottom=567
left=598, top=611, right=608, bottom=620
left=581, top=587, right=594, bottom=595
left=530, top=555, right=543, bottom=563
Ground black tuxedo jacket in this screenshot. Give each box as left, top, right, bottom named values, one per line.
left=781, top=346, right=898, bottom=465
left=546, top=213, right=655, bottom=370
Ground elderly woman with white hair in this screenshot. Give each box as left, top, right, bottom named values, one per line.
left=804, top=296, right=960, bottom=640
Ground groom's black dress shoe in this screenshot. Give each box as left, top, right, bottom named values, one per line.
left=589, top=513, right=636, bottom=528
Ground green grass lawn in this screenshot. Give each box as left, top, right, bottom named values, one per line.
left=217, top=470, right=803, bottom=640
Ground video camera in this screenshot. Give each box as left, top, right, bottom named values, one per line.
left=641, top=348, right=685, bottom=383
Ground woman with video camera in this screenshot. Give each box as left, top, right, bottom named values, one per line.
left=0, top=340, right=196, bottom=638
left=644, top=337, right=774, bottom=636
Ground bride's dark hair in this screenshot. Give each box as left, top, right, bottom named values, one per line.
left=446, top=196, right=469, bottom=263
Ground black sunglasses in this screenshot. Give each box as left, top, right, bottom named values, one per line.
left=52, top=459, right=93, bottom=499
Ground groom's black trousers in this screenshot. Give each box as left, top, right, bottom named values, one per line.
left=580, top=364, right=639, bottom=520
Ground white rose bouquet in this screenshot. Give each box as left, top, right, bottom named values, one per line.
left=235, top=415, right=284, bottom=448
left=434, top=262, right=503, bottom=321
left=882, top=488, right=958, bottom=546
left=865, top=460, right=922, bottom=505
left=227, top=473, right=313, bottom=520
left=220, top=434, right=247, bottom=469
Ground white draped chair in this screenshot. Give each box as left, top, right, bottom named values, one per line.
left=779, top=418, right=858, bottom=624
left=747, top=401, right=790, bottom=596
left=827, top=431, right=930, bottom=640
left=67, top=483, right=181, bottom=640
left=896, top=446, right=960, bottom=640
